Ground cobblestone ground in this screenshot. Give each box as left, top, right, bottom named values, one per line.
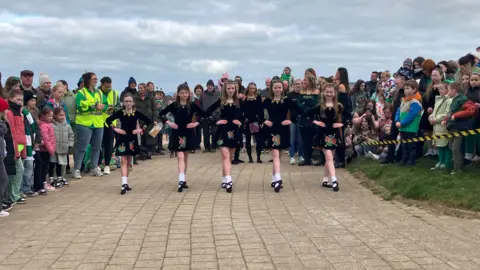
left=1, top=152, right=480, bottom=270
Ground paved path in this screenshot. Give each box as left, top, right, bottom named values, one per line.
left=1, top=152, right=480, bottom=270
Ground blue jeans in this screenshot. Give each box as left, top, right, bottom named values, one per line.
left=289, top=123, right=304, bottom=158
left=20, top=159, right=34, bottom=194
left=74, top=125, right=104, bottom=171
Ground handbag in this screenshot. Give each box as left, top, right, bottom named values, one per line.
left=249, top=122, right=260, bottom=134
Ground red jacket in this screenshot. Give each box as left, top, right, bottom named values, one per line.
left=5, top=110, right=26, bottom=159
left=443, top=100, right=478, bottom=121
left=39, top=119, right=56, bottom=156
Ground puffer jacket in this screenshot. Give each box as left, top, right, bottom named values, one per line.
left=39, top=119, right=56, bottom=155
left=53, top=120, right=74, bottom=154
left=429, top=95, right=452, bottom=147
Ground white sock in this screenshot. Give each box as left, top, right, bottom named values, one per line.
left=322, top=177, right=329, bottom=183
left=331, top=176, right=337, bottom=183
left=465, top=153, right=473, bottom=160
left=222, top=176, right=226, bottom=183
left=274, top=173, right=281, bottom=181
left=225, top=175, right=232, bottom=183
left=121, top=176, right=128, bottom=185
left=271, top=175, right=276, bottom=183
left=179, top=173, right=185, bottom=183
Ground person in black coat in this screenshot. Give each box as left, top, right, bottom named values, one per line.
left=1, top=97, right=16, bottom=211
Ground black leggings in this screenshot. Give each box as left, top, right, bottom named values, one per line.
left=300, top=126, right=314, bottom=161
left=49, top=162, right=62, bottom=178
left=36, top=152, right=50, bottom=187
left=245, top=131, right=262, bottom=160
left=99, top=127, right=115, bottom=166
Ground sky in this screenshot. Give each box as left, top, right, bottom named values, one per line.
left=1, top=1, right=479, bottom=95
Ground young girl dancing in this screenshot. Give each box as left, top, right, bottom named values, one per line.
left=241, top=82, right=264, bottom=163
left=309, top=83, right=344, bottom=192
left=159, top=83, right=210, bottom=192
left=262, top=79, right=303, bottom=192
left=206, top=80, right=242, bottom=193
left=105, top=93, right=151, bottom=195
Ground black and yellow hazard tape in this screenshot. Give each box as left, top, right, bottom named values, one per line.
left=362, top=128, right=480, bottom=146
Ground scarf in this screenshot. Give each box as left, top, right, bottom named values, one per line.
left=402, top=91, right=422, bottom=103
left=7, top=101, right=22, bottom=116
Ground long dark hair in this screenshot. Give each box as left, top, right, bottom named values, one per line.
left=437, top=61, right=456, bottom=74
left=82, top=72, right=96, bottom=90
left=175, top=83, right=192, bottom=113
left=337, top=67, right=350, bottom=92
left=351, top=79, right=365, bottom=94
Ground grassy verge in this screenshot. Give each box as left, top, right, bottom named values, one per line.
left=347, top=158, right=480, bottom=211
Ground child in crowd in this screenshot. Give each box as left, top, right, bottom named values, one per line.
left=465, top=72, right=480, bottom=163
left=395, top=80, right=423, bottom=166
left=344, top=125, right=354, bottom=162
left=5, top=90, right=27, bottom=204
left=378, top=105, right=393, bottom=140
left=38, top=107, right=56, bottom=191
left=50, top=108, right=74, bottom=187
left=429, top=82, right=452, bottom=170
left=444, top=82, right=477, bottom=174
left=353, top=114, right=378, bottom=157
left=21, top=91, right=42, bottom=197
left=376, top=94, right=386, bottom=120
left=106, top=93, right=151, bottom=195
left=0, top=98, right=11, bottom=216
left=46, top=84, right=70, bottom=124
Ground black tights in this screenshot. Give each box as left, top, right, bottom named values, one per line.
left=245, top=132, right=262, bottom=160
left=49, top=162, right=62, bottom=178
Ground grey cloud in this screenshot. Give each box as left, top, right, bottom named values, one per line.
left=1, top=0, right=480, bottom=93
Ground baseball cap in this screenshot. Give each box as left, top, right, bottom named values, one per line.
left=20, top=70, right=34, bottom=77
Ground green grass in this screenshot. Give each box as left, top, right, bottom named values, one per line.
left=348, top=158, right=480, bottom=211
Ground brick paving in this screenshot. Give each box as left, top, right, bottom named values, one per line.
left=1, top=152, right=480, bottom=270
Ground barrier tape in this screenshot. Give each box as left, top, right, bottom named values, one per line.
left=361, top=128, right=480, bottom=146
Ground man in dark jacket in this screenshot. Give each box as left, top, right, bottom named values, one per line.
left=134, top=83, right=158, bottom=158
left=366, top=71, right=379, bottom=97
left=200, top=80, right=220, bottom=152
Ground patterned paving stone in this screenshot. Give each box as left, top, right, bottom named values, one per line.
left=1, top=152, right=480, bottom=270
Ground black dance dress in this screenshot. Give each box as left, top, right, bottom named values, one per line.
left=106, top=109, right=151, bottom=156
left=310, top=105, right=344, bottom=150
left=159, top=102, right=206, bottom=152
left=207, top=99, right=242, bottom=149
left=262, top=97, right=303, bottom=150
left=241, top=95, right=263, bottom=135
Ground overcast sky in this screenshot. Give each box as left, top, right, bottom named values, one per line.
left=1, top=1, right=479, bottom=94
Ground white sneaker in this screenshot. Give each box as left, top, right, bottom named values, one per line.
left=103, top=166, right=111, bottom=175
left=0, top=210, right=9, bottom=217
left=289, top=157, right=296, bottom=165
left=74, top=170, right=82, bottom=179
left=367, top=151, right=379, bottom=160
left=90, top=167, right=104, bottom=177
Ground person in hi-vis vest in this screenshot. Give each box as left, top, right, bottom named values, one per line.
left=73, top=72, right=108, bottom=179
